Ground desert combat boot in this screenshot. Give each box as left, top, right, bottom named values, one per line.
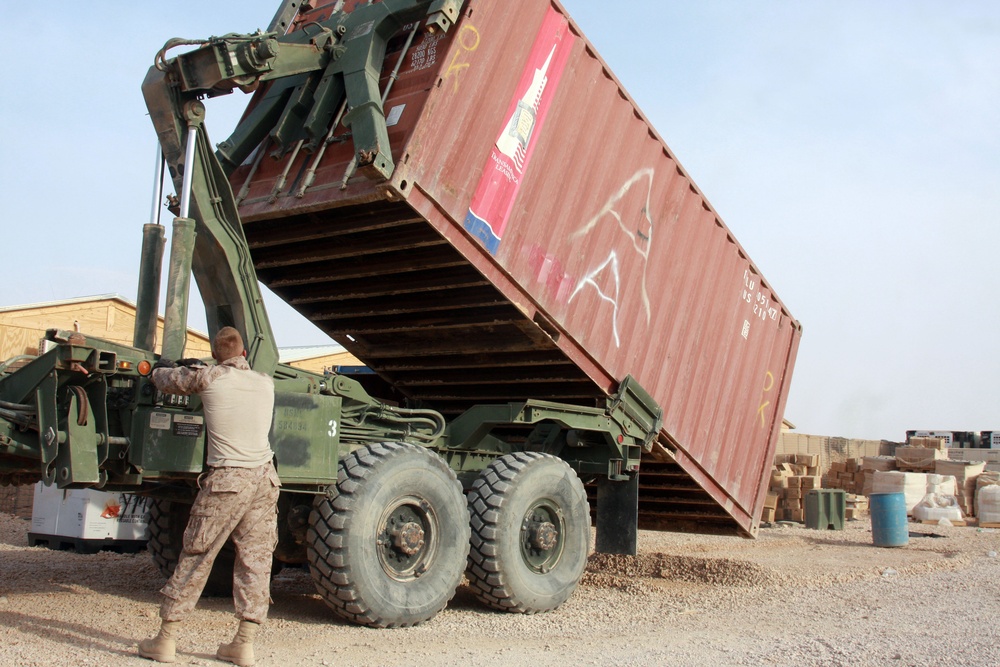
left=217, top=619, right=259, bottom=666
left=138, top=620, right=181, bottom=663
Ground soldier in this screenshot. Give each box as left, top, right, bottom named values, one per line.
left=139, top=326, right=279, bottom=666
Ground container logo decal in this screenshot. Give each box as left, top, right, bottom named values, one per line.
left=463, top=8, right=575, bottom=255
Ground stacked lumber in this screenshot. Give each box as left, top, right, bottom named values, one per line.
left=770, top=454, right=821, bottom=523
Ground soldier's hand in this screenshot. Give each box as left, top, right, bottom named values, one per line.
left=153, top=357, right=176, bottom=370
left=176, top=358, right=204, bottom=368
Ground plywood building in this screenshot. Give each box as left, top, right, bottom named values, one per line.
left=0, top=295, right=361, bottom=375
left=278, top=344, right=361, bottom=375
left=0, top=294, right=211, bottom=361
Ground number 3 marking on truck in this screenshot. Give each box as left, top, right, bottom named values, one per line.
left=328, top=420, right=338, bottom=438
left=444, top=24, right=480, bottom=93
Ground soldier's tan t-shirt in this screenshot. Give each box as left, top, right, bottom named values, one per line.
left=152, top=356, right=275, bottom=468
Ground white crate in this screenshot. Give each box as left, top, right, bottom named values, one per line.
left=30, top=483, right=149, bottom=551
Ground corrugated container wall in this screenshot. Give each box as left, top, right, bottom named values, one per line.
left=230, top=0, right=802, bottom=536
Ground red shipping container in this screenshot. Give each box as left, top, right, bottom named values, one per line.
left=231, top=0, right=802, bottom=536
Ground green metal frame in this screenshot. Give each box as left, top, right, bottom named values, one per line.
left=139, top=0, right=464, bottom=376
left=441, top=375, right=662, bottom=483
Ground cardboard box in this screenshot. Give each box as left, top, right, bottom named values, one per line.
left=760, top=508, right=776, bottom=523
left=764, top=492, right=779, bottom=510
left=795, top=453, right=820, bottom=468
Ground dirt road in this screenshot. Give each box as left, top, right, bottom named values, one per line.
left=1, top=512, right=998, bottom=666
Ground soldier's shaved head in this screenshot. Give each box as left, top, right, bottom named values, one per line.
left=212, top=327, right=245, bottom=362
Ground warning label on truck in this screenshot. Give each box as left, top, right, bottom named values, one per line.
left=172, top=414, right=204, bottom=438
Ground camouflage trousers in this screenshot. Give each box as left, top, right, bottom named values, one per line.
left=160, top=462, right=280, bottom=623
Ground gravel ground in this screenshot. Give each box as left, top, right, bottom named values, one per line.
left=1, top=511, right=999, bottom=666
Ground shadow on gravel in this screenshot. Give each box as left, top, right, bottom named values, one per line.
left=800, top=531, right=948, bottom=550
left=798, top=535, right=873, bottom=548
left=0, top=609, right=137, bottom=655
left=0, top=549, right=162, bottom=602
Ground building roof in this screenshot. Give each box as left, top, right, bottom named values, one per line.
left=0, top=293, right=209, bottom=339
left=278, top=344, right=348, bottom=363
left=0, top=293, right=134, bottom=313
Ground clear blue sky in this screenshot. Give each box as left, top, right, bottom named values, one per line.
left=1, top=1, right=997, bottom=442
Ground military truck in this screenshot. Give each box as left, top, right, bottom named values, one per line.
left=0, top=0, right=800, bottom=628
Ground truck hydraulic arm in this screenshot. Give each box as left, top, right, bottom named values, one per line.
left=141, top=0, right=463, bottom=371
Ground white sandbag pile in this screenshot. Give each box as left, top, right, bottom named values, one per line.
left=977, top=471, right=1000, bottom=524
left=872, top=471, right=958, bottom=516
left=912, top=493, right=963, bottom=524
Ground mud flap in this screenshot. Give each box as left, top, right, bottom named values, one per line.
left=595, top=475, right=639, bottom=556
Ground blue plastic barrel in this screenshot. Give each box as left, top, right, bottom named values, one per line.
left=870, top=492, right=909, bottom=548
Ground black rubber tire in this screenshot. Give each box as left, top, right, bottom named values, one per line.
left=146, top=498, right=235, bottom=597
left=466, top=452, right=590, bottom=613
left=306, top=442, right=470, bottom=628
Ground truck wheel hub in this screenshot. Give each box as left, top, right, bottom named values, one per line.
left=377, top=496, right=437, bottom=581
left=530, top=521, right=558, bottom=551
left=392, top=521, right=425, bottom=555
left=521, top=501, right=565, bottom=573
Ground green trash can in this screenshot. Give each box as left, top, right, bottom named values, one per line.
left=805, top=489, right=846, bottom=530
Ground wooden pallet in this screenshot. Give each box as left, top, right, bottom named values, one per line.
left=980, top=522, right=1000, bottom=529
left=920, top=519, right=968, bottom=527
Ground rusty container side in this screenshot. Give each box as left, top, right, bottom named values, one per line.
left=231, top=0, right=801, bottom=536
